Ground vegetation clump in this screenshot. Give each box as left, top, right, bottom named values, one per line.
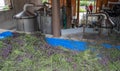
left=0, top=32, right=120, bottom=71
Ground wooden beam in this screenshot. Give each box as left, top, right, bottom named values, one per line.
left=96, top=0, right=119, bottom=12
left=71, top=0, right=76, bottom=16
left=66, top=0, right=72, bottom=28
left=49, top=0, right=76, bottom=16
left=96, top=0, right=103, bottom=12
left=104, top=0, right=109, bottom=6
left=52, top=0, right=61, bottom=37
left=77, top=0, right=80, bottom=27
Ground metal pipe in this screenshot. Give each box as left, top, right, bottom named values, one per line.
left=23, top=3, right=34, bottom=11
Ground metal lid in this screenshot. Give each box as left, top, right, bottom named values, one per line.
left=14, top=11, right=37, bottom=19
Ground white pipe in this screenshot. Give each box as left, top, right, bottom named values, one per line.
left=23, top=3, right=34, bottom=11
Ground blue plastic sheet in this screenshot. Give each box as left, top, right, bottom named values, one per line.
left=46, top=38, right=120, bottom=51
left=45, top=37, right=88, bottom=51
left=101, top=43, right=113, bottom=49
left=102, top=43, right=120, bottom=50
left=0, top=31, right=13, bottom=39
left=115, top=46, right=120, bottom=50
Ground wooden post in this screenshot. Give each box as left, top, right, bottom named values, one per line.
left=104, top=0, right=108, bottom=6
left=71, top=0, right=76, bottom=16
left=77, top=0, right=80, bottom=27
left=66, top=0, right=72, bottom=28
left=52, top=0, right=61, bottom=37
left=96, top=0, right=102, bottom=12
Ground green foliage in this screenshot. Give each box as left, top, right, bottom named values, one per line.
left=80, top=1, right=89, bottom=6
left=80, top=1, right=94, bottom=6
left=108, top=61, right=120, bottom=70
left=0, top=41, right=3, bottom=48
left=109, top=48, right=120, bottom=59
left=42, top=0, right=48, bottom=3
left=80, top=8, right=86, bottom=12
left=0, top=33, right=120, bottom=71
left=3, top=5, right=10, bottom=11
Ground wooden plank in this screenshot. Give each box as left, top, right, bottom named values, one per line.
left=52, top=0, right=61, bottom=37
left=77, top=0, right=80, bottom=27
left=66, top=0, right=72, bottom=28
left=72, top=0, right=76, bottom=16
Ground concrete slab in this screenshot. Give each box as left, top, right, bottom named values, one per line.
left=0, top=20, right=16, bottom=30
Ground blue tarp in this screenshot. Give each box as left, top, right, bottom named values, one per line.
left=101, top=43, right=113, bottom=49
left=45, top=37, right=88, bottom=51
left=115, top=46, right=120, bottom=50
left=46, top=37, right=120, bottom=51
left=0, top=31, right=13, bottom=39
left=102, top=43, right=120, bottom=50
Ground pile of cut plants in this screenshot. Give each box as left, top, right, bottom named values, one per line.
left=0, top=32, right=120, bottom=71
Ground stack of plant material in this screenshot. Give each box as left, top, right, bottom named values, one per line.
left=0, top=32, right=120, bottom=71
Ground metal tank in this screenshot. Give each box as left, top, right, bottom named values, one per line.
left=36, top=3, right=52, bottom=34
left=14, top=4, right=39, bottom=33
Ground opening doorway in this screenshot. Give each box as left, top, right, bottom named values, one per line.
left=79, top=0, right=96, bottom=25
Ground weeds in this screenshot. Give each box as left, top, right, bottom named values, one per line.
left=0, top=33, right=120, bottom=71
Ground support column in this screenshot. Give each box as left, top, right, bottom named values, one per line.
left=72, top=0, right=76, bottom=16
left=77, top=0, right=80, bottom=27
left=66, top=0, right=72, bottom=28
left=52, top=0, right=61, bottom=37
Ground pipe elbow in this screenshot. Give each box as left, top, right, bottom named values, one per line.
left=23, top=3, right=34, bottom=11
